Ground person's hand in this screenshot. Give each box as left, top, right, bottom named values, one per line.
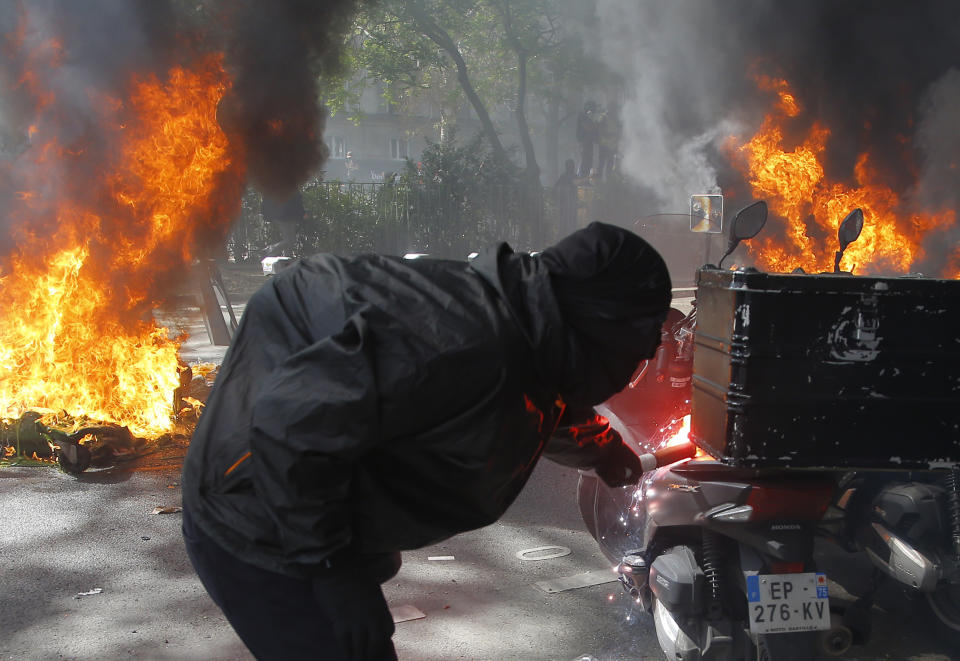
left=595, top=438, right=645, bottom=488
left=312, top=569, right=396, bottom=660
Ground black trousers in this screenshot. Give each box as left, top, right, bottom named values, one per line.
left=182, top=505, right=399, bottom=661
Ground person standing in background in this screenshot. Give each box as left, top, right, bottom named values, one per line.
left=597, top=103, right=621, bottom=180
left=576, top=101, right=599, bottom=178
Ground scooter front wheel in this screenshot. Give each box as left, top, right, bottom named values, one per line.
left=575, top=471, right=639, bottom=565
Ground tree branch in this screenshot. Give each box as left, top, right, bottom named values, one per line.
left=407, top=0, right=507, bottom=161
left=491, top=0, right=539, bottom=182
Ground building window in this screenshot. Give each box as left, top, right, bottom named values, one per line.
left=328, top=136, right=345, bottom=159
left=390, top=138, right=409, bottom=160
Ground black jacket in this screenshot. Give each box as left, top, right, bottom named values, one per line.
left=183, top=236, right=667, bottom=577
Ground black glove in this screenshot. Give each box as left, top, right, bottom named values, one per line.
left=312, top=567, right=396, bottom=660
left=595, top=438, right=645, bottom=488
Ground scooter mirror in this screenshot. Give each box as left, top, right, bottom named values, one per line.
left=731, top=200, right=769, bottom=241
left=834, top=208, right=864, bottom=274
left=838, top=208, right=864, bottom=252
left=717, top=200, right=768, bottom=269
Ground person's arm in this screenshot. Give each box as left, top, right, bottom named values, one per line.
left=544, top=405, right=644, bottom=487
left=249, top=315, right=379, bottom=567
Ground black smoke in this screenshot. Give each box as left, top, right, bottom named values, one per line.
left=213, top=0, right=361, bottom=199
left=749, top=1, right=960, bottom=191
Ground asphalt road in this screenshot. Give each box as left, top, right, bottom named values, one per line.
left=2, top=446, right=957, bottom=661
left=0, top=453, right=663, bottom=661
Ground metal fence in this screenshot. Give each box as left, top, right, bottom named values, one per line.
left=228, top=181, right=551, bottom=262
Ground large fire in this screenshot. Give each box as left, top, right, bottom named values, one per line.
left=0, top=33, right=245, bottom=437
left=734, top=76, right=957, bottom=277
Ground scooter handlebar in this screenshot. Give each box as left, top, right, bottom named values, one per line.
left=638, top=441, right=698, bottom=472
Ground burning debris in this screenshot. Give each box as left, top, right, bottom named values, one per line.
left=1, top=409, right=144, bottom=473
left=174, top=362, right=218, bottom=424
left=0, top=361, right=218, bottom=472
left=0, top=1, right=360, bottom=460
left=0, top=53, right=242, bottom=439
left=0, top=3, right=246, bottom=441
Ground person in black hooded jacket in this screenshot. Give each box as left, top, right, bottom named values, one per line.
left=181, top=221, right=671, bottom=660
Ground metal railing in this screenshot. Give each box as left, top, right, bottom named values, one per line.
left=229, top=182, right=550, bottom=261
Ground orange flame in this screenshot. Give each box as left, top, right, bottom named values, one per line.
left=0, top=53, right=245, bottom=436
left=735, top=77, right=956, bottom=276
left=947, top=246, right=960, bottom=280
left=662, top=414, right=692, bottom=448
left=755, top=75, right=801, bottom=118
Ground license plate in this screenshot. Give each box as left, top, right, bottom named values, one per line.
left=746, top=572, right=830, bottom=634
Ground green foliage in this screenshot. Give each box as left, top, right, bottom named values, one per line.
left=226, top=188, right=271, bottom=263
left=402, top=131, right=519, bottom=187
left=227, top=135, right=546, bottom=261
left=388, top=132, right=543, bottom=254
left=299, top=181, right=383, bottom=255
left=319, top=2, right=451, bottom=123
left=320, top=0, right=613, bottom=180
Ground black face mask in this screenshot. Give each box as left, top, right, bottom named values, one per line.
left=539, top=222, right=672, bottom=405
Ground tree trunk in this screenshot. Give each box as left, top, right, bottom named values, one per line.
left=407, top=2, right=508, bottom=162
left=497, top=5, right=543, bottom=247
left=545, top=92, right=560, bottom=185
left=513, top=49, right=540, bottom=186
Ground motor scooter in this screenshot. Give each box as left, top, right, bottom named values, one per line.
left=578, top=201, right=855, bottom=660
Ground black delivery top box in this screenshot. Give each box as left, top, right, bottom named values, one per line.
left=690, top=268, right=960, bottom=470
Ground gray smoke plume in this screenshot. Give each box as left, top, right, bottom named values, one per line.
left=592, top=0, right=764, bottom=212
left=915, top=69, right=960, bottom=211
left=591, top=1, right=752, bottom=212
left=593, top=0, right=960, bottom=272
left=913, top=68, right=960, bottom=275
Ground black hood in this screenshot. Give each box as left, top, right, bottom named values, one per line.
left=472, top=223, right=671, bottom=406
